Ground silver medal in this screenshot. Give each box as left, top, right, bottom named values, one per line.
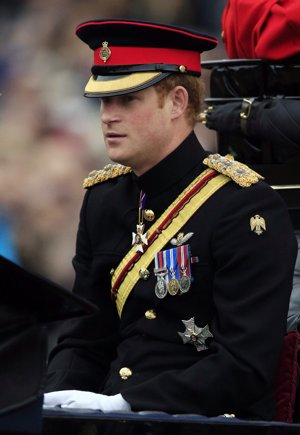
left=179, top=273, right=191, bottom=293
left=155, top=276, right=168, bottom=299
left=179, top=245, right=191, bottom=294
left=154, top=267, right=168, bottom=299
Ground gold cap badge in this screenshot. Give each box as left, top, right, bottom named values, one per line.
left=100, top=41, right=111, bottom=63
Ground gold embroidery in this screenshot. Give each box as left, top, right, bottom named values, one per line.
left=203, top=154, right=263, bottom=187
left=83, top=164, right=132, bottom=188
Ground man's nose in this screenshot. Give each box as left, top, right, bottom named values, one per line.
left=101, top=101, right=120, bottom=124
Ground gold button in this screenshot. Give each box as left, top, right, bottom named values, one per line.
left=110, top=268, right=115, bottom=276
left=145, top=309, right=157, bottom=320
left=119, top=367, right=132, bottom=380
left=143, top=209, right=155, bottom=221
left=139, top=268, right=150, bottom=280
left=179, top=65, right=186, bottom=73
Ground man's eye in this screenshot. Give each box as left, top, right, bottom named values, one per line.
left=122, top=95, right=136, bottom=103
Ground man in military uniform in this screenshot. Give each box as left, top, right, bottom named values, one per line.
left=44, top=19, right=297, bottom=420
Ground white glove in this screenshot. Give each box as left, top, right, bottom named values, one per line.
left=43, top=390, right=131, bottom=412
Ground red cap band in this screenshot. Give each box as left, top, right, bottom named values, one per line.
left=94, top=46, right=201, bottom=72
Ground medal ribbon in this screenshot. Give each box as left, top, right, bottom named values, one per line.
left=138, top=191, right=146, bottom=223
left=112, top=168, right=230, bottom=316
left=163, top=250, right=169, bottom=284
left=178, top=244, right=191, bottom=278
left=168, top=247, right=178, bottom=281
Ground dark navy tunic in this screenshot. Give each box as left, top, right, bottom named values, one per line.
left=46, top=131, right=297, bottom=420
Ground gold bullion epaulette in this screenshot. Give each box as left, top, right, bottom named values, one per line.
left=83, top=164, right=132, bottom=188
left=203, top=153, right=264, bottom=187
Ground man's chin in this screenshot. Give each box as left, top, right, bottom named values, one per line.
left=108, top=154, right=130, bottom=167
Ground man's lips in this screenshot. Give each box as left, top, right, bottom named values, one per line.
left=105, top=132, right=127, bottom=145
left=105, top=132, right=126, bottom=139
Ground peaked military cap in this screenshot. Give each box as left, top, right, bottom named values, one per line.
left=75, top=19, right=218, bottom=97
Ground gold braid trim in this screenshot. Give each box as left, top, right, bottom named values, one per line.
left=113, top=170, right=230, bottom=317
left=83, top=164, right=132, bottom=188
left=203, top=154, right=264, bottom=188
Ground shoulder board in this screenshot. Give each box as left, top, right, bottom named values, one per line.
left=83, top=164, right=132, bottom=188
left=203, top=153, right=264, bottom=187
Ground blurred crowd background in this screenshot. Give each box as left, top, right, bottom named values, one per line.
left=0, top=0, right=227, bottom=289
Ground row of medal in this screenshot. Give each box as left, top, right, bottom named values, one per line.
left=154, top=244, right=193, bottom=299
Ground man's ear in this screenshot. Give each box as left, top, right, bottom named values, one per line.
left=170, top=86, right=189, bottom=120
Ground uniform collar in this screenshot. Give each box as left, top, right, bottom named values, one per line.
left=135, top=131, right=208, bottom=198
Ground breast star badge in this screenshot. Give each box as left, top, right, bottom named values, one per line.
left=178, top=317, right=213, bottom=351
